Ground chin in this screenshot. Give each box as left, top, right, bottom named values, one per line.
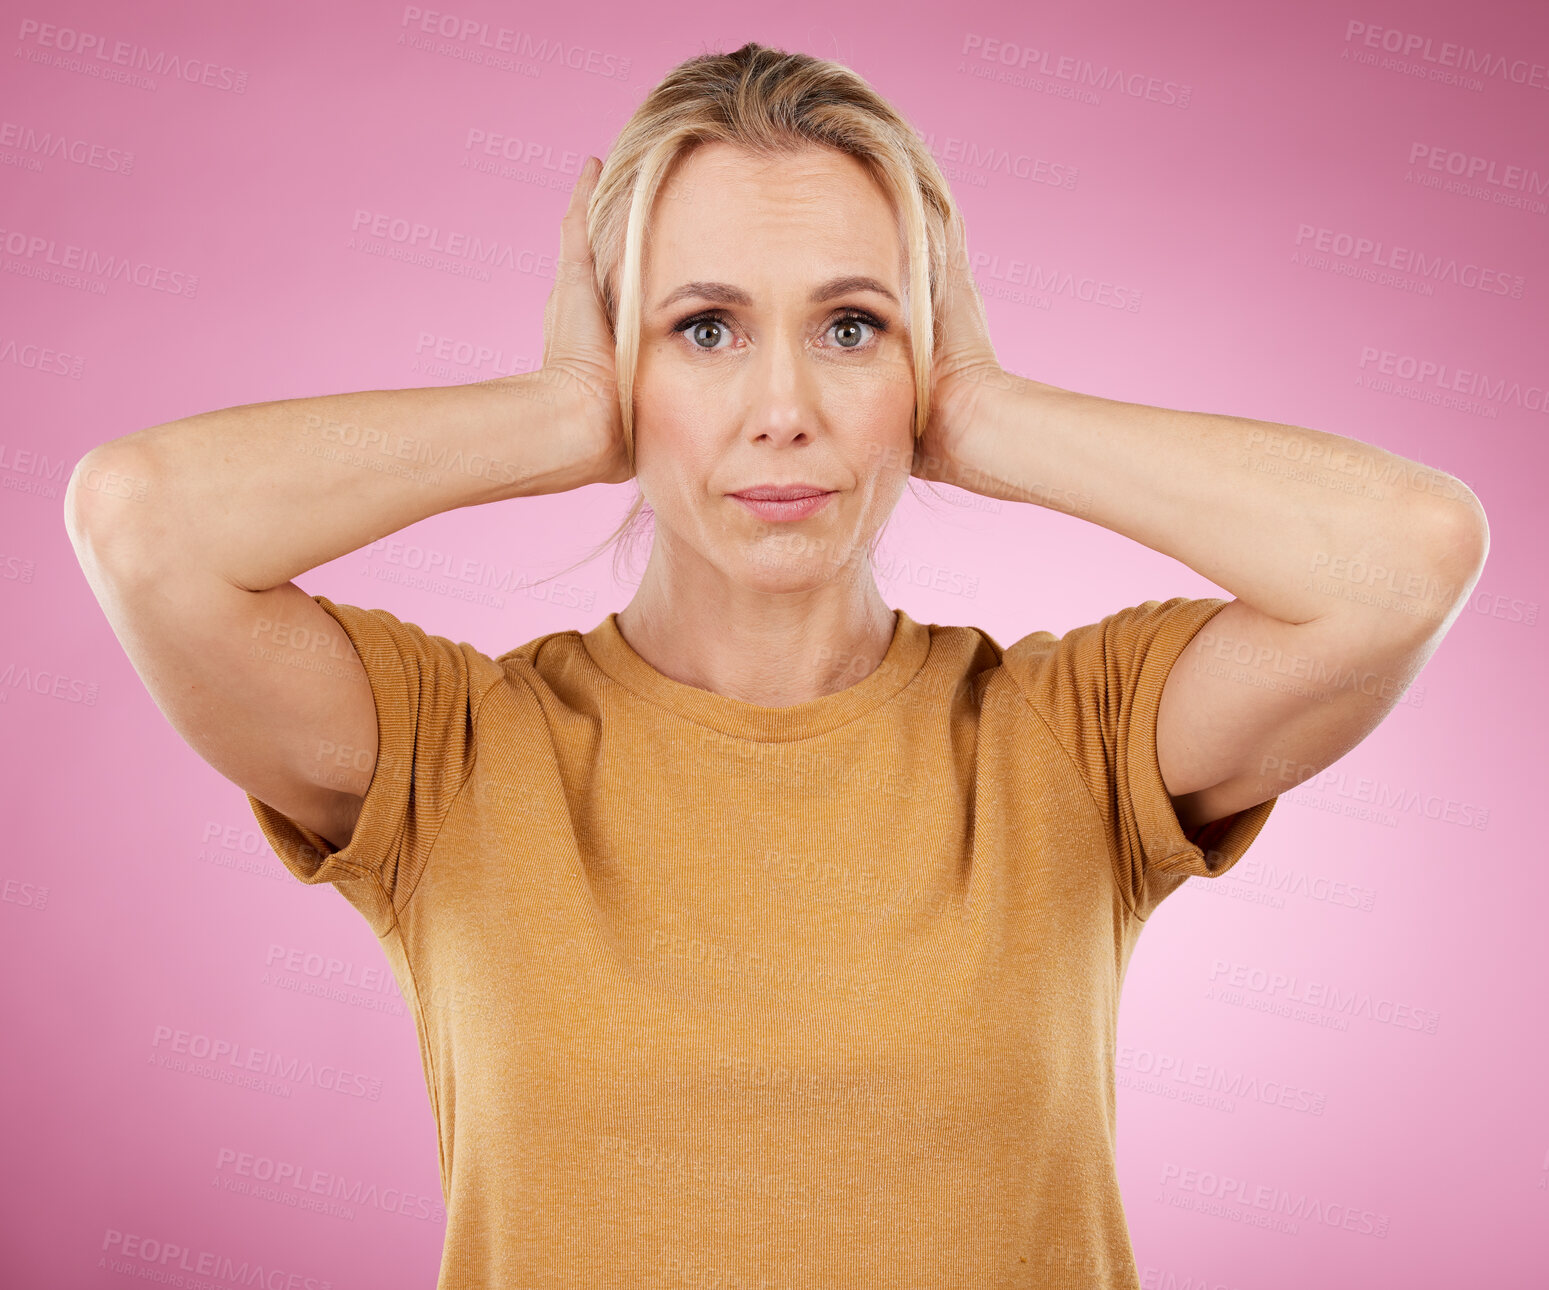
left=736, top=533, right=862, bottom=590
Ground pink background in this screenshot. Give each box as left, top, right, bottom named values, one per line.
left=5, top=0, right=1546, bottom=1285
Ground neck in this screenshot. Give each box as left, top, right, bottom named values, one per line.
left=613, top=543, right=897, bottom=708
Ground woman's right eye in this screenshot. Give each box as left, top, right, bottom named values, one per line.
left=673, top=311, right=734, bottom=351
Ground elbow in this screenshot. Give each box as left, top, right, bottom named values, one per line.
left=1429, top=479, right=1489, bottom=584
left=1400, top=479, right=1489, bottom=620
left=62, top=452, right=91, bottom=541
left=63, top=446, right=163, bottom=580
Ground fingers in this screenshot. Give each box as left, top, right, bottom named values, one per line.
left=557, top=156, right=601, bottom=288
left=939, top=209, right=992, bottom=347
left=947, top=212, right=979, bottom=301
left=565, top=155, right=600, bottom=229
left=939, top=209, right=967, bottom=285
left=542, top=156, right=617, bottom=394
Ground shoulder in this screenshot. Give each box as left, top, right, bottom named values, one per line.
left=491, top=623, right=605, bottom=715
left=495, top=625, right=585, bottom=671
left=973, top=596, right=1230, bottom=709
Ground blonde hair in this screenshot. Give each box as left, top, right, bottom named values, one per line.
left=547, top=40, right=966, bottom=589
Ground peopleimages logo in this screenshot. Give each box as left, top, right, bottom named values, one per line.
left=1292, top=222, right=1526, bottom=298
left=395, top=7, right=632, bottom=81
left=1356, top=346, right=1549, bottom=417
left=912, top=128, right=1080, bottom=190
left=347, top=209, right=531, bottom=279
left=1187, top=858, right=1378, bottom=914
left=1407, top=143, right=1549, bottom=197
left=1207, top=959, right=1441, bottom=1033
left=0, top=120, right=136, bottom=174
left=958, top=33, right=1192, bottom=107
left=1159, top=1162, right=1390, bottom=1238
left=148, top=1024, right=385, bottom=1101
left=213, top=1146, right=446, bottom=1223
left=0, top=225, right=199, bottom=297
left=1117, top=1043, right=1328, bottom=1115
left=99, top=1229, right=329, bottom=1288
left=15, top=19, right=250, bottom=93
left=1342, top=20, right=1549, bottom=92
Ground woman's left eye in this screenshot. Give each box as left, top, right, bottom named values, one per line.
left=827, top=313, right=883, bottom=348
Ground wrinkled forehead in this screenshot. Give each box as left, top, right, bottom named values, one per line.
left=641, top=144, right=911, bottom=307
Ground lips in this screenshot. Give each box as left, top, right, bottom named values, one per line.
left=729, top=484, right=833, bottom=501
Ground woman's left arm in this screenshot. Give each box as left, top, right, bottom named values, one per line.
left=926, top=371, right=1491, bottom=832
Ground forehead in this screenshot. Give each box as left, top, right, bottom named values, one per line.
left=643, top=142, right=905, bottom=296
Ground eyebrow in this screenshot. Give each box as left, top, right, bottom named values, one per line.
left=653, top=275, right=901, bottom=312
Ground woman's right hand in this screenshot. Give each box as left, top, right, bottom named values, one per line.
left=540, top=155, right=634, bottom=486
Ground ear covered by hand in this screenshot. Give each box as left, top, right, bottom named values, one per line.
left=540, top=155, right=634, bottom=487
left=912, top=207, right=1012, bottom=485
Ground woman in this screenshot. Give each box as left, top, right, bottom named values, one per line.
left=66, top=41, right=1487, bottom=1290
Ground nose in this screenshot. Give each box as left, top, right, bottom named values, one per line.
left=743, top=329, right=820, bottom=447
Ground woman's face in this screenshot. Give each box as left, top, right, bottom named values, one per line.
left=631, top=142, right=917, bottom=596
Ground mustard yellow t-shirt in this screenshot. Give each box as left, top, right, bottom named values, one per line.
left=247, top=593, right=1277, bottom=1289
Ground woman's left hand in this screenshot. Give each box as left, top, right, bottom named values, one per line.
left=912, top=209, right=1014, bottom=487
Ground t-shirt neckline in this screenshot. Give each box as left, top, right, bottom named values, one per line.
left=580, top=608, right=931, bottom=742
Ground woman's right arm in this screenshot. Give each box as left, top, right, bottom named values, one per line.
left=62, top=372, right=622, bottom=852
left=65, top=155, right=621, bottom=852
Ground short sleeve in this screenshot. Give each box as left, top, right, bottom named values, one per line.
left=245, top=595, right=505, bottom=936
left=1000, top=596, right=1278, bottom=920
